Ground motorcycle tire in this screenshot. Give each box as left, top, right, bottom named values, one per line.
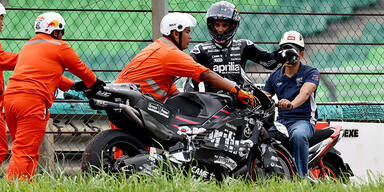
left=81, top=129, right=148, bottom=173
left=248, top=147, right=295, bottom=181
left=311, top=159, right=350, bottom=183
left=273, top=147, right=296, bottom=180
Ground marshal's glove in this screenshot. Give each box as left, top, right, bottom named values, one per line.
left=72, top=79, right=106, bottom=99
left=85, top=78, right=106, bottom=98
left=230, top=86, right=259, bottom=107
left=89, top=78, right=106, bottom=90
left=71, top=81, right=87, bottom=91
left=71, top=79, right=105, bottom=92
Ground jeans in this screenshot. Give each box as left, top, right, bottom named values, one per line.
left=269, top=118, right=315, bottom=178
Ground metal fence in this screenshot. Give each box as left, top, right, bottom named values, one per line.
left=1, top=0, right=383, bottom=173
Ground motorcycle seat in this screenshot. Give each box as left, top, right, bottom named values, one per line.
left=165, top=92, right=204, bottom=117
left=269, top=127, right=334, bottom=149
left=165, top=92, right=232, bottom=118
left=309, top=128, right=334, bottom=147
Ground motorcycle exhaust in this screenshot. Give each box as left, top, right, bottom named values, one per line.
left=89, top=98, right=143, bottom=127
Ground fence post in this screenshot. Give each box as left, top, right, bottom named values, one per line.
left=152, top=0, right=168, bottom=41
left=38, top=118, right=55, bottom=173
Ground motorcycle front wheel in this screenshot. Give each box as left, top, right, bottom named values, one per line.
left=248, top=147, right=295, bottom=181
left=273, top=148, right=296, bottom=180
left=81, top=129, right=148, bottom=173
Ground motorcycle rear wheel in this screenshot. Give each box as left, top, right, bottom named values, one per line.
left=311, top=159, right=350, bottom=182
left=81, top=129, right=148, bottom=173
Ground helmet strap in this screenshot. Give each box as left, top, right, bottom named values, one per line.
left=178, top=31, right=183, bottom=50
left=50, top=31, right=59, bottom=40
left=50, top=31, right=60, bottom=39
left=50, top=30, right=64, bottom=40
left=169, top=30, right=183, bottom=50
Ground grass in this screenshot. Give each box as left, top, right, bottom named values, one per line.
left=0, top=169, right=383, bottom=192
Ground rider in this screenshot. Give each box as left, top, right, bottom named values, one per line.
left=186, top=1, right=296, bottom=92
left=263, top=30, right=320, bottom=178
left=4, top=12, right=104, bottom=180
left=114, top=12, right=256, bottom=106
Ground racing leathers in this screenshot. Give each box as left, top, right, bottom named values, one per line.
left=188, top=39, right=284, bottom=92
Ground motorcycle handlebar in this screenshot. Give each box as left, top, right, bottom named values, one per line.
left=275, top=102, right=293, bottom=110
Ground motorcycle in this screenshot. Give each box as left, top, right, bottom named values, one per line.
left=80, top=83, right=297, bottom=181
left=239, top=69, right=353, bottom=182
left=269, top=118, right=354, bottom=182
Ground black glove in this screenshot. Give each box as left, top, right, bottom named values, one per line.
left=90, top=78, right=106, bottom=90
left=84, top=78, right=106, bottom=99
left=277, top=48, right=299, bottom=65
left=274, top=48, right=285, bottom=63
left=63, top=92, right=82, bottom=100
left=71, top=81, right=87, bottom=92
left=284, top=49, right=299, bottom=65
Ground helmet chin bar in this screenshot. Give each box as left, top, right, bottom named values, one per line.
left=213, top=29, right=231, bottom=44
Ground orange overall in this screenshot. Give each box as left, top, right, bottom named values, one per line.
left=115, top=37, right=208, bottom=101
left=0, top=41, right=17, bottom=165
left=112, top=37, right=209, bottom=157
left=4, top=33, right=96, bottom=180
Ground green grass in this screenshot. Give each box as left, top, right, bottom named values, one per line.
left=0, top=170, right=383, bottom=192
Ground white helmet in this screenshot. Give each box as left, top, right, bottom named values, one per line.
left=160, top=12, right=197, bottom=36
left=34, top=12, right=66, bottom=34
left=279, top=30, right=304, bottom=50
left=0, top=3, right=6, bottom=15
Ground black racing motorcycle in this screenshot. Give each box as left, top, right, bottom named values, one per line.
left=81, top=83, right=297, bottom=181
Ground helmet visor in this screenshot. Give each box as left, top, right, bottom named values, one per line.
left=206, top=3, right=235, bottom=19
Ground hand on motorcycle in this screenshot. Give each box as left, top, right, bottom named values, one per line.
left=230, top=86, right=259, bottom=108
left=278, top=99, right=293, bottom=110
left=71, top=81, right=87, bottom=92
left=83, top=78, right=106, bottom=99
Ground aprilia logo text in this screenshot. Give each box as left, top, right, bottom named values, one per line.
left=213, top=63, right=240, bottom=74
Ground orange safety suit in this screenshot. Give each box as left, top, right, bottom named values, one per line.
left=115, top=37, right=209, bottom=101
left=4, top=33, right=97, bottom=180
left=112, top=37, right=209, bottom=158
left=0, top=41, right=18, bottom=166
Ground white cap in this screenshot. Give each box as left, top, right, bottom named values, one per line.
left=0, top=3, right=6, bottom=15
left=160, top=12, right=197, bottom=36
left=279, top=30, right=304, bottom=49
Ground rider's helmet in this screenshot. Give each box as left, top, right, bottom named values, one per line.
left=34, top=12, right=66, bottom=35
left=0, top=3, right=6, bottom=16
left=206, top=1, right=240, bottom=44
left=279, top=30, right=304, bottom=51
left=160, top=12, right=197, bottom=36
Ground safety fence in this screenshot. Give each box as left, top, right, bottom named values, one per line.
left=0, top=0, right=383, bottom=174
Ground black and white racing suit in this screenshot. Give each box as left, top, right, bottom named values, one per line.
left=186, top=39, right=283, bottom=92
